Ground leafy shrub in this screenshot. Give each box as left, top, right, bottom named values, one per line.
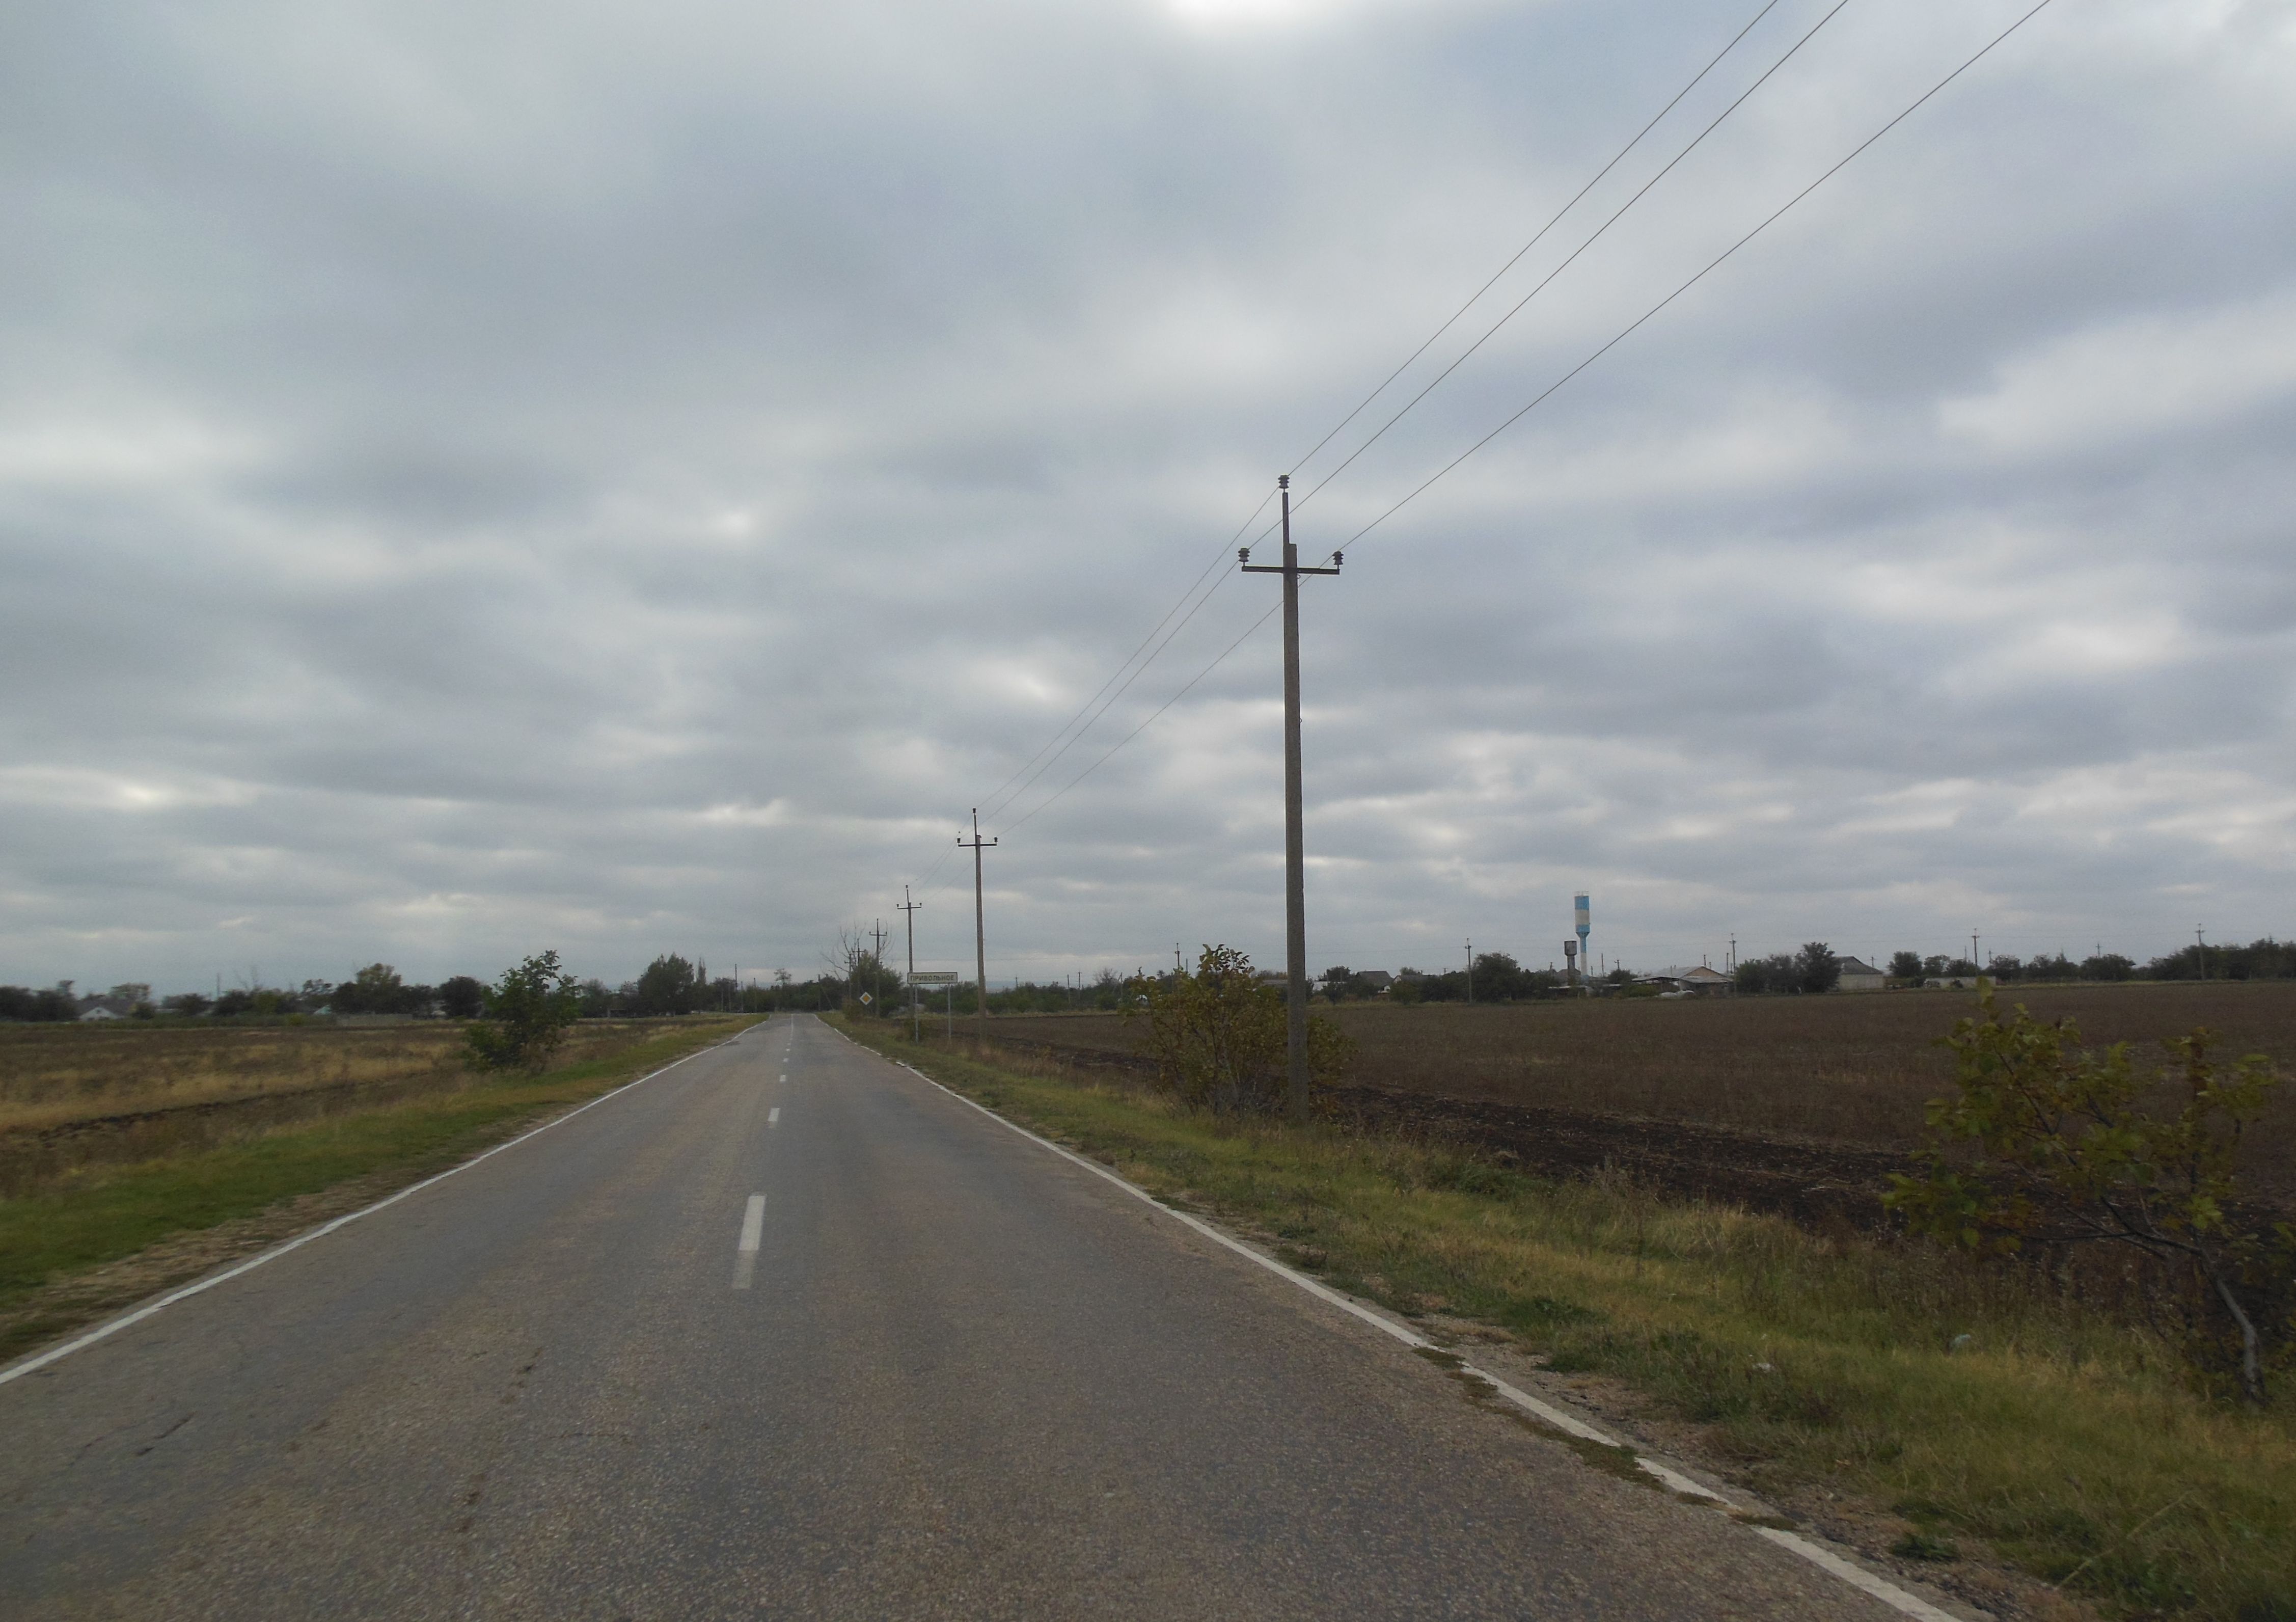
left=1126, top=944, right=1352, bottom=1114
left=466, top=951, right=584, bottom=1073
left=1885, top=988, right=2292, bottom=1403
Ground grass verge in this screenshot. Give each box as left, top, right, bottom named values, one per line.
left=844, top=1019, right=2295, bottom=1622
left=0, top=1017, right=758, bottom=1362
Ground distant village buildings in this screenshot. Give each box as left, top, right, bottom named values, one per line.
left=74, top=983, right=150, bottom=1020
left=1832, top=957, right=1886, bottom=993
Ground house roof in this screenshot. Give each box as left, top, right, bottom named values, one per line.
left=1834, top=957, right=1882, bottom=977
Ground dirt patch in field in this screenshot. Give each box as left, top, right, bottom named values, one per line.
left=1327, top=1086, right=1913, bottom=1231
left=959, top=1026, right=2294, bottom=1234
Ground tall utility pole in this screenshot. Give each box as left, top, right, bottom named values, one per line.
left=2197, top=926, right=2208, bottom=981
left=898, top=886, right=923, bottom=1040
left=1241, top=473, right=1342, bottom=1123
left=1465, top=938, right=1473, bottom=1005
left=959, top=809, right=997, bottom=1040
left=1972, top=932, right=1981, bottom=975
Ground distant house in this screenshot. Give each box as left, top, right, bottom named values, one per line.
left=1675, top=965, right=1733, bottom=995
left=1833, top=956, right=1886, bottom=993
left=74, top=996, right=136, bottom=1021
left=1354, top=970, right=1395, bottom=993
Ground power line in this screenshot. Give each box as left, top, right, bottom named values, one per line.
left=950, top=0, right=1807, bottom=846
left=1285, top=0, right=1794, bottom=486
left=1000, top=600, right=1281, bottom=836
left=1336, top=0, right=2064, bottom=556
left=1287, top=0, right=1857, bottom=515
left=979, top=550, right=1239, bottom=825
left=974, top=488, right=1275, bottom=825
left=985, top=0, right=2059, bottom=837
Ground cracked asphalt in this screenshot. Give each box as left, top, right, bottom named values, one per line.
left=0, top=1014, right=1918, bottom=1619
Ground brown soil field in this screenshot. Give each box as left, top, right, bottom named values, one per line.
left=0, top=1019, right=702, bottom=1199
left=953, top=982, right=2296, bottom=1215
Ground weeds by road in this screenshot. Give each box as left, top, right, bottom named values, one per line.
left=844, top=1018, right=2294, bottom=1622
left=0, top=1016, right=758, bottom=1363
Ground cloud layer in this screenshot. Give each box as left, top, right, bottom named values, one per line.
left=4, top=0, right=2292, bottom=992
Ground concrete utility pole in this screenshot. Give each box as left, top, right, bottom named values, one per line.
left=1972, top=932, right=1981, bottom=976
left=898, top=886, right=923, bottom=1040
left=2197, top=926, right=2209, bottom=981
left=1465, top=939, right=1473, bottom=1005
left=959, top=809, right=997, bottom=1040
left=1241, top=474, right=1341, bottom=1123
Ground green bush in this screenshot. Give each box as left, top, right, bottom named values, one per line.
left=1886, top=987, right=2292, bottom=1403
left=1125, top=944, right=1352, bottom=1113
left=465, top=951, right=584, bottom=1074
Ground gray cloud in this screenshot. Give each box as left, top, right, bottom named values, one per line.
left=4, top=0, right=2292, bottom=995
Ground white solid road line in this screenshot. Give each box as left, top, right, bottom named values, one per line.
left=732, top=1194, right=767, bottom=1290
left=768, top=1107, right=781, bottom=1126
left=0, top=1038, right=741, bottom=1389
left=879, top=1047, right=1969, bottom=1622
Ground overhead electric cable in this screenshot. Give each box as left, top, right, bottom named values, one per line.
left=1000, top=601, right=1283, bottom=837
left=944, top=0, right=1807, bottom=854
left=1335, top=0, right=2062, bottom=556
left=973, top=488, right=1276, bottom=824
left=983, top=0, right=2059, bottom=837
left=933, top=0, right=1811, bottom=859
left=1286, top=0, right=1789, bottom=482
left=1288, top=0, right=1858, bottom=515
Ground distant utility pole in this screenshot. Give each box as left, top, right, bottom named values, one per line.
left=959, top=809, right=997, bottom=1039
left=898, top=886, right=923, bottom=1040
left=1175, top=945, right=1185, bottom=979
left=1241, top=474, right=1342, bottom=1124
left=1728, top=934, right=1737, bottom=972
left=2197, top=926, right=2209, bottom=981
left=1465, top=938, right=1473, bottom=1005
left=1972, top=932, right=1981, bottom=975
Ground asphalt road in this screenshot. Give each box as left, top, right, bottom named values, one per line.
left=0, top=1015, right=1919, bottom=1620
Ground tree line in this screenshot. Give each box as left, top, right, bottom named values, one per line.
left=0, top=952, right=838, bottom=1023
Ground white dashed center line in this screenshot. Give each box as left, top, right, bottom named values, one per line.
left=732, top=1194, right=766, bottom=1290
left=768, top=1107, right=780, bottom=1127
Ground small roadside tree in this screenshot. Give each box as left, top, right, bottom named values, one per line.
left=466, top=951, right=584, bottom=1073
left=1885, top=989, right=2291, bottom=1404
left=1796, top=942, right=1841, bottom=994
left=437, top=975, right=487, bottom=1020
left=1889, top=950, right=1926, bottom=983
left=1127, top=944, right=1353, bottom=1113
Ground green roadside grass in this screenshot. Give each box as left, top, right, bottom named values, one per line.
left=843, top=1019, right=2295, bottom=1622
left=0, top=1017, right=759, bottom=1360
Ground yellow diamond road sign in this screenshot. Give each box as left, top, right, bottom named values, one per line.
left=856, top=992, right=872, bottom=1005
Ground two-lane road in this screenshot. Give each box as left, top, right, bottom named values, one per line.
left=1, top=1015, right=1919, bottom=1619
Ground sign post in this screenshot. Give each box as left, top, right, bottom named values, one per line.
left=910, top=971, right=959, bottom=1043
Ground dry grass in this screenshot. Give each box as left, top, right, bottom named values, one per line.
left=989, top=983, right=2296, bottom=1199
left=0, top=1020, right=694, bottom=1130
left=0, top=1019, right=713, bottom=1200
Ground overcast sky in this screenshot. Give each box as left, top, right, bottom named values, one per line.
left=4, top=0, right=2292, bottom=995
